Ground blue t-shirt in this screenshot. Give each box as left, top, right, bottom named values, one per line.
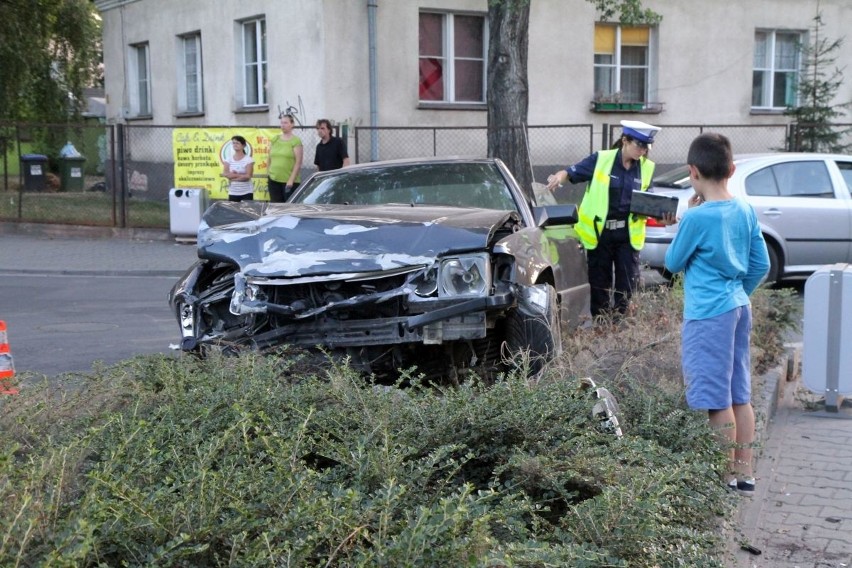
left=664, top=198, right=769, bottom=320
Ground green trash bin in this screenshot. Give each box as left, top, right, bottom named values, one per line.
left=59, top=155, right=86, bottom=192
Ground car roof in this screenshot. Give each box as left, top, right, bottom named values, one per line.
left=656, top=152, right=852, bottom=176
left=733, top=152, right=852, bottom=164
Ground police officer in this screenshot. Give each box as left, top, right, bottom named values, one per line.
left=546, top=120, right=666, bottom=318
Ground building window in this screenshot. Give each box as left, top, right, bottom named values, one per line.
left=178, top=33, right=203, bottom=114
left=241, top=18, right=267, bottom=107
left=752, top=30, right=802, bottom=109
left=419, top=12, right=486, bottom=103
left=593, top=24, right=652, bottom=105
left=128, top=42, right=151, bottom=116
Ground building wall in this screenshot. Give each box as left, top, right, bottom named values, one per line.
left=96, top=0, right=852, bottom=133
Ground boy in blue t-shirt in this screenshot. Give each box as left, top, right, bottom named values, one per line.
left=664, top=133, right=770, bottom=493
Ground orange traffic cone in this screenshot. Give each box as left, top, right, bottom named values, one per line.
left=0, top=320, right=18, bottom=395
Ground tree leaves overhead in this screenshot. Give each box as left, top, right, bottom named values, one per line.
left=0, top=0, right=101, bottom=122
left=588, top=0, right=662, bottom=25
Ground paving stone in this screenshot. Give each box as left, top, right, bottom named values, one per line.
left=732, top=368, right=852, bottom=568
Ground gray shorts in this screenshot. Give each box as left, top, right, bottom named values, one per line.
left=681, top=305, right=752, bottom=410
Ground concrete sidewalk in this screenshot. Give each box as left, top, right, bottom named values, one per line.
left=731, top=363, right=852, bottom=568
left=0, top=223, right=198, bottom=277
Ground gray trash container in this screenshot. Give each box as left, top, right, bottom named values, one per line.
left=20, top=154, right=48, bottom=191
left=169, top=188, right=209, bottom=237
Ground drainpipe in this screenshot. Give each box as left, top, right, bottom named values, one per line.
left=368, top=0, right=379, bottom=161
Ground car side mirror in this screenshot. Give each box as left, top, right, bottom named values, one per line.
left=533, top=204, right=579, bottom=227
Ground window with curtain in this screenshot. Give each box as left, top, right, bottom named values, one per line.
left=593, top=24, right=651, bottom=104
left=752, top=30, right=802, bottom=109
left=129, top=42, right=151, bottom=116
left=178, top=33, right=203, bottom=114
left=241, top=18, right=267, bottom=107
left=419, top=12, right=486, bottom=103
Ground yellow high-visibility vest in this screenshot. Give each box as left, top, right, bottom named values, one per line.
left=574, top=149, right=655, bottom=250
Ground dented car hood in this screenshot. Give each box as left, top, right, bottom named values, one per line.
left=197, top=201, right=519, bottom=277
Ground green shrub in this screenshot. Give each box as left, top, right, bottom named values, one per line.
left=0, top=286, right=800, bottom=567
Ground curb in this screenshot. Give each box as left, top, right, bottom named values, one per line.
left=755, top=342, right=802, bottom=448
left=725, top=342, right=802, bottom=563
left=0, top=221, right=173, bottom=242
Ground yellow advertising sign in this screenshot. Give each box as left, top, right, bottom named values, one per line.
left=173, top=128, right=279, bottom=200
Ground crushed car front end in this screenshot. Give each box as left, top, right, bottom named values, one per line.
left=169, top=201, right=555, bottom=377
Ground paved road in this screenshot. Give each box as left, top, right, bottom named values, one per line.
left=1, top=273, right=180, bottom=376
left=0, top=228, right=198, bottom=376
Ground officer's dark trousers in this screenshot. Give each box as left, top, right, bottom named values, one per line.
left=587, top=226, right=640, bottom=317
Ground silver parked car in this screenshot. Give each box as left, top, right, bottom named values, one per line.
left=641, top=153, right=852, bottom=283
left=169, top=158, right=591, bottom=379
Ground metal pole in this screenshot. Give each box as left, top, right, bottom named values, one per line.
left=116, top=123, right=127, bottom=228
left=825, top=266, right=844, bottom=411
left=15, top=125, right=22, bottom=220
left=368, top=0, right=379, bottom=161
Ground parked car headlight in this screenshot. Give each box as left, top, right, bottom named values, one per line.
left=438, top=254, right=490, bottom=297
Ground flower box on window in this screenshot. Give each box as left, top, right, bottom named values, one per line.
left=591, top=101, right=646, bottom=112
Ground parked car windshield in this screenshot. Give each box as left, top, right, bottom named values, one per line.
left=294, top=162, right=519, bottom=211
left=652, top=165, right=691, bottom=189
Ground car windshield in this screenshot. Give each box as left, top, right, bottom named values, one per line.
left=293, top=162, right=519, bottom=211
left=652, top=165, right=692, bottom=189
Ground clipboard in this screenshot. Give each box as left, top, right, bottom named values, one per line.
left=629, top=191, right=679, bottom=219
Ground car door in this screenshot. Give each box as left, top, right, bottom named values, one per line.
left=832, top=159, right=852, bottom=262
left=743, top=159, right=852, bottom=272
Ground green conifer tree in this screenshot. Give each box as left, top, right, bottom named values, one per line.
left=785, top=5, right=851, bottom=152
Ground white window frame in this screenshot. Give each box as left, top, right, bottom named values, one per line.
left=593, top=24, right=655, bottom=104
left=177, top=32, right=203, bottom=114
left=418, top=11, right=487, bottom=104
left=240, top=17, right=267, bottom=108
left=128, top=42, right=151, bottom=117
left=752, top=29, right=803, bottom=110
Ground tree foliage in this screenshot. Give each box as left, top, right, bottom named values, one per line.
left=0, top=0, right=102, bottom=123
left=785, top=5, right=852, bottom=152
left=486, top=0, right=660, bottom=196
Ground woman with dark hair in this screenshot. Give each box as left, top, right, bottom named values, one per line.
left=223, top=135, right=255, bottom=202
left=546, top=120, right=670, bottom=318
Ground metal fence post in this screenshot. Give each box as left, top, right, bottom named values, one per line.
left=116, top=123, right=127, bottom=228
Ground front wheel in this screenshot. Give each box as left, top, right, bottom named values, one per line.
left=504, top=284, right=563, bottom=376
left=763, top=241, right=781, bottom=286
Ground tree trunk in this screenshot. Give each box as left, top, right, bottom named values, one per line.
left=487, top=1, right=533, bottom=197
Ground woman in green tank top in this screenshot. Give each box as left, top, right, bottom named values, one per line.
left=267, top=114, right=303, bottom=202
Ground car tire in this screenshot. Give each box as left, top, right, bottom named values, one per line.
left=764, top=241, right=781, bottom=286
left=505, top=283, right=562, bottom=376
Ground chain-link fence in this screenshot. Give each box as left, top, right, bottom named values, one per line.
left=606, top=123, right=792, bottom=171
left=0, top=121, right=115, bottom=226
left=4, top=120, right=851, bottom=230
left=788, top=122, right=852, bottom=153
left=353, top=124, right=596, bottom=171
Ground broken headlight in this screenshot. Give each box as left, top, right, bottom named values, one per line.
left=438, top=253, right=491, bottom=297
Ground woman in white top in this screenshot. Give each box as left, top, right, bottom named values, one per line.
left=223, top=135, right=255, bottom=201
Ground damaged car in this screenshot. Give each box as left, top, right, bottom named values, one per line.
left=169, top=158, right=590, bottom=379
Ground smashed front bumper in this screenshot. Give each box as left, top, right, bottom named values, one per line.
left=170, top=263, right=518, bottom=352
